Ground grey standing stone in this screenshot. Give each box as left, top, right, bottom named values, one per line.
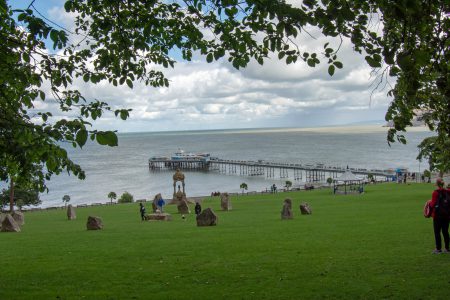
left=281, top=198, right=293, bottom=220
left=12, top=211, right=24, bottom=226
left=300, top=203, right=312, bottom=215
left=177, top=200, right=190, bottom=214
left=196, top=208, right=218, bottom=226
left=152, top=193, right=162, bottom=213
left=220, top=192, right=232, bottom=211
left=1, top=215, right=21, bottom=232
left=86, top=216, right=103, bottom=230
left=67, top=204, right=76, bottom=220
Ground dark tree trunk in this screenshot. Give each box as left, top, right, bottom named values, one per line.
left=9, top=177, right=14, bottom=212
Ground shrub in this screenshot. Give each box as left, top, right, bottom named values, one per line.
left=118, top=191, right=134, bottom=203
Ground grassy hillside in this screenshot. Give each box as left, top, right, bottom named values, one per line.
left=1, top=183, right=447, bottom=299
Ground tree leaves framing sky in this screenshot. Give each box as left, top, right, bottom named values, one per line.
left=12, top=0, right=393, bottom=133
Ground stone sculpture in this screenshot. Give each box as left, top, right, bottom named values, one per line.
left=300, top=203, right=312, bottom=215
left=220, top=192, right=232, bottom=211
left=1, top=215, right=21, bottom=232
left=86, top=216, right=103, bottom=230
left=67, top=204, right=76, bottom=220
left=152, top=193, right=162, bottom=213
left=196, top=208, right=218, bottom=226
left=12, top=211, right=24, bottom=226
left=281, top=198, right=293, bottom=219
left=172, top=169, right=186, bottom=204
left=177, top=198, right=190, bottom=214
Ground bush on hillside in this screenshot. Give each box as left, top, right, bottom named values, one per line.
left=118, top=192, right=134, bottom=203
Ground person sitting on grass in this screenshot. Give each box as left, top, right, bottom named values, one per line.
left=429, top=178, right=450, bottom=254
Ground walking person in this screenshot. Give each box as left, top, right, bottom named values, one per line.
left=429, top=179, right=450, bottom=254
left=195, top=202, right=202, bottom=216
left=139, top=202, right=146, bottom=221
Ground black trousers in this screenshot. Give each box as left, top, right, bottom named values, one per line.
left=433, top=217, right=450, bottom=250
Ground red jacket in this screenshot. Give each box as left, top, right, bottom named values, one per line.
left=430, top=188, right=448, bottom=219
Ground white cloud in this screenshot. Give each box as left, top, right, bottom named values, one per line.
left=26, top=1, right=394, bottom=133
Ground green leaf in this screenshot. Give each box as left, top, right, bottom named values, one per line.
left=18, top=13, right=27, bottom=22
left=96, top=131, right=118, bottom=147
left=396, top=53, right=412, bottom=70
left=333, top=61, right=343, bottom=69
left=76, top=129, right=88, bottom=148
left=120, top=110, right=129, bottom=120
left=365, top=56, right=381, bottom=68
left=83, top=74, right=90, bottom=82
left=126, top=79, right=133, bottom=88
left=50, top=30, right=59, bottom=42
left=328, top=65, right=335, bottom=76
left=278, top=52, right=285, bottom=60
left=206, top=53, right=213, bottom=63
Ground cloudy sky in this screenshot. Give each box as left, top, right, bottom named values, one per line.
left=15, top=0, right=393, bottom=133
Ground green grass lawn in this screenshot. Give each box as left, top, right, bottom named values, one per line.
left=1, top=183, right=448, bottom=299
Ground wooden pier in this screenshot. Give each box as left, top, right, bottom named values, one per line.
left=149, top=157, right=398, bottom=182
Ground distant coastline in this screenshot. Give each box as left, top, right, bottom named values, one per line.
left=119, top=124, right=430, bottom=136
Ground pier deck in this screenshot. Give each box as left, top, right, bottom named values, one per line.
left=149, top=157, right=399, bottom=182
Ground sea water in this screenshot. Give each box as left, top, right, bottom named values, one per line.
left=33, top=126, right=432, bottom=207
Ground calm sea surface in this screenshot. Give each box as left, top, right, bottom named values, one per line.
left=37, top=126, right=432, bottom=207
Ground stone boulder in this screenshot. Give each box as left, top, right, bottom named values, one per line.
left=12, top=211, right=24, bottom=226
left=86, top=216, right=103, bottom=230
left=0, top=213, right=6, bottom=225
left=300, top=202, right=312, bottom=215
left=67, top=204, right=76, bottom=220
left=196, top=208, right=218, bottom=226
left=145, top=213, right=172, bottom=221
left=281, top=198, right=293, bottom=220
left=1, top=215, right=21, bottom=232
left=152, top=193, right=162, bottom=213
left=177, top=200, right=190, bottom=214
left=220, top=192, right=232, bottom=211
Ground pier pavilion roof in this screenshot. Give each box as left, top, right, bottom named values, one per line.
left=335, top=170, right=361, bottom=182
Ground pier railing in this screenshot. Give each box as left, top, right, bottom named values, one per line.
left=149, top=157, right=401, bottom=182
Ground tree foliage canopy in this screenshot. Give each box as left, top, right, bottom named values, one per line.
left=1, top=0, right=448, bottom=198
left=0, top=185, right=41, bottom=209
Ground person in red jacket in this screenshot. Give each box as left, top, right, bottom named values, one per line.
left=429, top=178, right=450, bottom=254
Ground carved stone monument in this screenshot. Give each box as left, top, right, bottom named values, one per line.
left=67, top=204, right=76, bottom=220
left=172, top=169, right=186, bottom=204
left=220, top=192, right=232, bottom=211
left=281, top=198, right=293, bottom=220
left=300, top=202, right=312, bottom=215
left=171, top=169, right=192, bottom=213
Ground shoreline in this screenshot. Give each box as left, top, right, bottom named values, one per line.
left=120, top=124, right=431, bottom=136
